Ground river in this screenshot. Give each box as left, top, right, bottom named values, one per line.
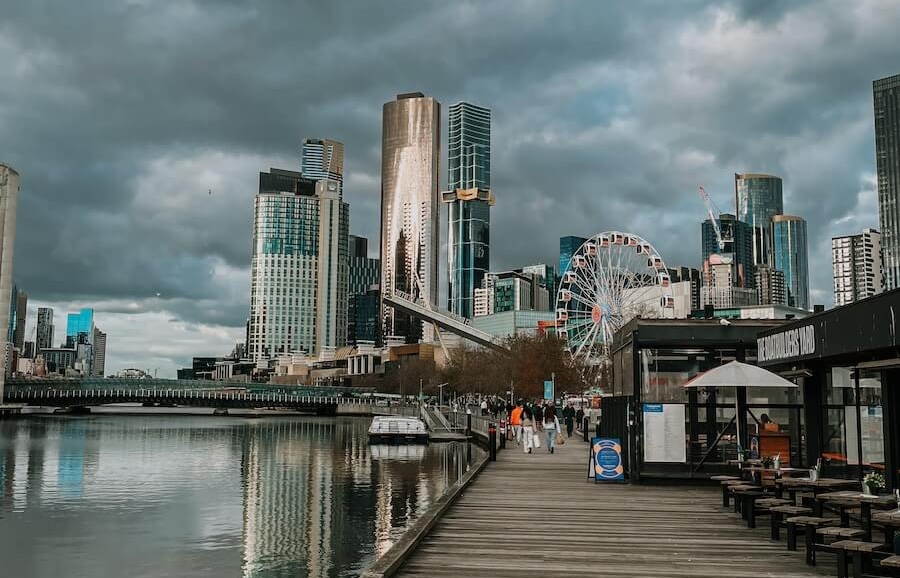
left=0, top=415, right=478, bottom=578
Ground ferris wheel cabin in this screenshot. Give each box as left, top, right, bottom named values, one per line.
left=584, top=242, right=598, bottom=256
left=648, top=255, right=664, bottom=270
left=599, top=234, right=610, bottom=247
left=637, top=243, right=651, bottom=255
left=658, top=272, right=671, bottom=287
left=612, top=233, right=625, bottom=245
left=563, top=271, right=578, bottom=284
left=573, top=255, right=587, bottom=268
left=556, top=308, right=569, bottom=322
left=660, top=295, right=675, bottom=308
left=560, top=289, right=573, bottom=302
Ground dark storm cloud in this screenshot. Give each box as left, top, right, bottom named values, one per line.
left=4, top=0, right=900, bottom=364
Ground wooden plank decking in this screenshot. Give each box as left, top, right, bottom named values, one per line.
left=395, top=435, right=830, bottom=577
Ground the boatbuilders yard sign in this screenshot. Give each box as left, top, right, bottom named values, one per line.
left=757, top=325, right=816, bottom=363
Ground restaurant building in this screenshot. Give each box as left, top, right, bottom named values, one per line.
left=605, top=318, right=796, bottom=481
left=756, top=289, right=900, bottom=491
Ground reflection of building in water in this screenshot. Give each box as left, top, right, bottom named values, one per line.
left=240, top=419, right=356, bottom=577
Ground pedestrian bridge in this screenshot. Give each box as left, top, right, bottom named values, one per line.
left=383, top=290, right=507, bottom=351
left=3, top=378, right=376, bottom=414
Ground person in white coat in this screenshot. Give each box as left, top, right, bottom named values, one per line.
left=521, top=406, right=536, bottom=454
left=542, top=405, right=562, bottom=454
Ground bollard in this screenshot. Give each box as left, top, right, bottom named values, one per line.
left=595, top=421, right=601, bottom=439
left=583, top=417, right=589, bottom=442
left=498, top=420, right=507, bottom=450
left=466, top=413, right=472, bottom=437
left=488, top=423, right=497, bottom=461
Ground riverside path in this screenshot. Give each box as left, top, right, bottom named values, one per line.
left=393, top=432, right=828, bottom=577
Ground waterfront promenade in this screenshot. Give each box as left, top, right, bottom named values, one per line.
left=393, top=434, right=827, bottom=578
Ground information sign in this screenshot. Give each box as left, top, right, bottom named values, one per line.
left=589, top=437, right=624, bottom=482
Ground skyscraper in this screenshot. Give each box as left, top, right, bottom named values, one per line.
left=832, top=228, right=883, bottom=306
left=36, top=307, right=54, bottom=352
left=7, top=286, right=26, bottom=350
left=735, top=173, right=783, bottom=266
left=772, top=215, right=810, bottom=310
left=874, top=74, right=900, bottom=290
left=247, top=169, right=349, bottom=360
left=559, top=236, right=587, bottom=276
left=301, top=138, right=344, bottom=184
left=0, top=164, right=20, bottom=399
left=701, top=213, right=755, bottom=288
left=348, top=235, right=380, bottom=346
left=444, top=103, right=493, bottom=319
left=92, top=327, right=107, bottom=377
left=754, top=264, right=786, bottom=307
left=380, top=93, right=440, bottom=342
left=66, top=308, right=94, bottom=345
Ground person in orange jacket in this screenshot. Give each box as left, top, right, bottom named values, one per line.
left=509, top=400, right=524, bottom=445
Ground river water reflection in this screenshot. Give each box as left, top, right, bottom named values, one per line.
left=0, top=415, right=477, bottom=578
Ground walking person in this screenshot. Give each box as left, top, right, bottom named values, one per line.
left=510, top=400, right=524, bottom=445
left=543, top=404, right=562, bottom=453
left=562, top=402, right=576, bottom=438
left=521, top=405, right=535, bottom=454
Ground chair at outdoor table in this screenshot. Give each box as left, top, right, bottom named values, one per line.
left=873, top=510, right=900, bottom=547
left=830, top=539, right=889, bottom=578
left=712, top=475, right=742, bottom=507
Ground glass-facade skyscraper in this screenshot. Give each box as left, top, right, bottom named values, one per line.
left=701, top=213, right=754, bottom=288
left=734, top=173, right=783, bottom=266
left=772, top=215, right=809, bottom=310
left=380, top=93, right=440, bottom=342
left=558, top=236, right=587, bottom=277
left=247, top=169, right=348, bottom=359
left=874, top=74, right=900, bottom=290
left=444, top=103, right=493, bottom=319
left=66, top=308, right=94, bottom=340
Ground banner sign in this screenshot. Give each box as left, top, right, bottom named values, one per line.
left=757, top=325, right=816, bottom=363
left=589, top=437, right=624, bottom=482
left=543, top=380, right=554, bottom=400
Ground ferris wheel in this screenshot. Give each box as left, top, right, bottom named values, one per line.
left=555, top=232, right=674, bottom=366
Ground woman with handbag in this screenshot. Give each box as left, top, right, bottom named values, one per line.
left=543, top=404, right=562, bottom=454
left=521, top=406, right=536, bottom=454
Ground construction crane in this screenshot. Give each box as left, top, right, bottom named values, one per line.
left=698, top=186, right=725, bottom=251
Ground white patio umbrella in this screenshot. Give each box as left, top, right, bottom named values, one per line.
left=683, top=361, right=798, bottom=456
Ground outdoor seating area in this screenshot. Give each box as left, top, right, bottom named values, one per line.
left=714, top=466, right=900, bottom=577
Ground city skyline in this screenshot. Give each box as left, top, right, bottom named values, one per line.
left=4, top=1, right=899, bottom=376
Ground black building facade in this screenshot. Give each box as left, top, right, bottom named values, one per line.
left=757, top=289, right=900, bottom=491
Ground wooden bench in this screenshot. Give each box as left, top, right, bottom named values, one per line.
left=810, top=527, right=866, bottom=566
left=728, top=484, right=761, bottom=514
left=783, top=516, right=836, bottom=559
left=717, top=478, right=746, bottom=507
left=769, top=505, right=812, bottom=541
left=745, top=497, right=792, bottom=529
left=830, top=540, right=887, bottom=578
left=878, top=554, right=900, bottom=569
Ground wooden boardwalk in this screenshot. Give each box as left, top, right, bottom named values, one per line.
left=395, top=434, right=829, bottom=577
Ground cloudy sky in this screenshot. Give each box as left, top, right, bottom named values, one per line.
left=3, top=0, right=898, bottom=377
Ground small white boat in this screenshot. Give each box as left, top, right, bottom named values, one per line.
left=368, top=416, right=429, bottom=444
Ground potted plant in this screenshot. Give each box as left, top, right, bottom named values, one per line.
left=862, top=472, right=885, bottom=496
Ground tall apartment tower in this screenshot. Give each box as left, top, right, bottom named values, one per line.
left=754, top=265, right=786, bottom=306
left=347, top=235, right=381, bottom=346
left=247, top=169, right=349, bottom=360
left=36, top=307, right=54, bottom=352
left=735, top=173, right=783, bottom=267
left=7, top=286, right=26, bottom=350
left=874, top=74, right=900, bottom=290
left=92, top=327, right=107, bottom=377
left=0, top=165, right=20, bottom=399
left=444, top=102, right=493, bottom=319
left=380, top=93, right=440, bottom=342
left=701, top=213, right=755, bottom=288
left=301, top=138, right=344, bottom=183
left=832, top=228, right=883, bottom=306
left=772, top=215, right=810, bottom=310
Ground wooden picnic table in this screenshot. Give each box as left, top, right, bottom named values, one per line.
left=815, top=491, right=897, bottom=541
left=774, top=476, right=859, bottom=502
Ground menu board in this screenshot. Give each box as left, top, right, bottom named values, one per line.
left=643, top=403, right=687, bottom=463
